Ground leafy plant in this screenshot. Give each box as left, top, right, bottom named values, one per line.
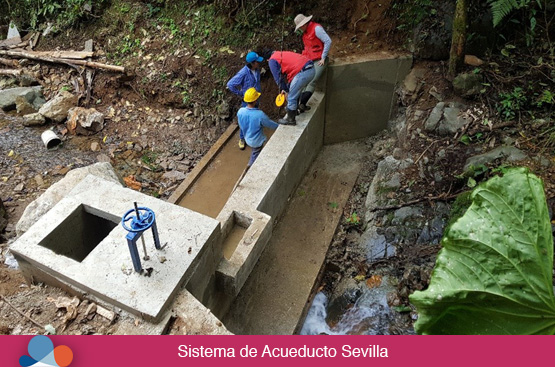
left=487, top=0, right=530, bottom=27
left=497, top=87, right=528, bottom=120
left=345, top=212, right=361, bottom=225
left=410, top=168, right=555, bottom=334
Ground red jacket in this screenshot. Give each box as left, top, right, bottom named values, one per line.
left=269, top=51, right=311, bottom=83
left=302, top=22, right=324, bottom=61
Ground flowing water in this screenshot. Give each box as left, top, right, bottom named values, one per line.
left=300, top=279, right=415, bottom=335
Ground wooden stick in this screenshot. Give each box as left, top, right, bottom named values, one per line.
left=0, top=57, right=18, bottom=67
left=0, top=69, right=22, bottom=76
left=0, top=50, right=124, bottom=72
left=0, top=294, right=44, bottom=329
left=0, top=49, right=93, bottom=59
left=370, top=192, right=464, bottom=212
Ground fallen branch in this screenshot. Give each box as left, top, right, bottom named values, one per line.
left=0, top=294, right=44, bottom=329
left=0, top=57, right=18, bottom=67
left=0, top=50, right=124, bottom=72
left=0, top=49, right=93, bottom=60
left=0, top=69, right=22, bottom=76
left=370, top=192, right=464, bottom=212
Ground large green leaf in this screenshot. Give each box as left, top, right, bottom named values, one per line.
left=410, top=167, right=555, bottom=334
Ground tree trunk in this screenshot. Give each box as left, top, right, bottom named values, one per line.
left=448, top=0, right=468, bottom=76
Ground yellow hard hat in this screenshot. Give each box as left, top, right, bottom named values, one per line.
left=244, top=87, right=261, bottom=103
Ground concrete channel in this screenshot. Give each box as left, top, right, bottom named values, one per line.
left=10, top=54, right=412, bottom=334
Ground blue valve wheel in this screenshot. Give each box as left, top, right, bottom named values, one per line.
left=121, top=207, right=156, bottom=232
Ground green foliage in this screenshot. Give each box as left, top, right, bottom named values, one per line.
left=5, top=0, right=106, bottom=30
left=141, top=150, right=158, bottom=170
left=536, top=89, right=555, bottom=107
left=497, top=87, right=528, bottom=120
left=487, top=0, right=531, bottom=27
left=345, top=212, right=361, bottom=225
left=390, top=0, right=435, bottom=32
left=410, top=168, right=555, bottom=334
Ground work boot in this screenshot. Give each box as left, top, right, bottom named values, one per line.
left=298, top=91, right=312, bottom=113
left=278, top=109, right=297, bottom=125
left=238, top=138, right=246, bottom=150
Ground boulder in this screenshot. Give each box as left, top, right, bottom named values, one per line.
left=22, top=113, right=46, bottom=127
left=66, top=107, right=105, bottom=135
left=438, top=103, right=469, bottom=135
left=15, top=95, right=36, bottom=115
left=365, top=156, right=413, bottom=222
left=424, top=102, right=445, bottom=132
left=425, top=102, right=469, bottom=135
left=463, top=146, right=528, bottom=172
left=16, top=163, right=123, bottom=236
left=38, top=90, right=78, bottom=123
left=453, top=72, right=483, bottom=97
left=0, top=86, right=43, bottom=111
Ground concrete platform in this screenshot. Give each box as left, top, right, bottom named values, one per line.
left=10, top=175, right=220, bottom=321
left=223, top=141, right=365, bottom=334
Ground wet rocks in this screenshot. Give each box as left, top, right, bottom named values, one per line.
left=39, top=90, right=78, bottom=123
left=0, top=86, right=43, bottom=111
left=16, top=163, right=123, bottom=236
left=463, top=146, right=528, bottom=172
left=66, top=107, right=105, bottom=135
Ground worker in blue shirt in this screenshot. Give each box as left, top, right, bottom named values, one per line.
left=237, top=88, right=280, bottom=168
left=227, top=51, right=264, bottom=150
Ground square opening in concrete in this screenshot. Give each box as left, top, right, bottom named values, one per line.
left=39, top=204, right=118, bottom=262
left=222, top=211, right=252, bottom=260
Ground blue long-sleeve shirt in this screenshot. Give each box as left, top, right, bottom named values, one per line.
left=237, top=107, right=279, bottom=148
left=315, top=26, right=332, bottom=60
left=268, top=59, right=289, bottom=92
left=226, top=65, right=261, bottom=98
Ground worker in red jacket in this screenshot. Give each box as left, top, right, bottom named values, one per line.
left=294, top=14, right=332, bottom=111
left=265, top=50, right=315, bottom=125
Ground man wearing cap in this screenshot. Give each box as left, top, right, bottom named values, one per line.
left=237, top=88, right=279, bottom=168
left=294, top=14, right=332, bottom=111
left=227, top=51, right=264, bottom=150
left=265, top=50, right=315, bottom=125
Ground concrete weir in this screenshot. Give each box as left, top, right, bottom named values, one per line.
left=10, top=54, right=412, bottom=334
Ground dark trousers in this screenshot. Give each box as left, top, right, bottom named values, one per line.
left=248, top=145, right=263, bottom=167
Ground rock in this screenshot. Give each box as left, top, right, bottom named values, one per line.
left=424, top=102, right=445, bottom=132
left=66, top=107, right=105, bottom=135
left=392, top=206, right=424, bottom=225
left=96, top=154, right=111, bottom=163
left=0, top=200, right=7, bottom=232
left=95, top=305, right=116, bottom=322
left=426, top=102, right=469, bottom=135
left=0, top=86, right=43, bottom=111
left=39, top=90, right=78, bottom=123
left=361, top=228, right=396, bottom=262
left=34, top=174, right=44, bottom=187
left=15, top=95, right=36, bottom=115
left=16, top=163, right=123, bottom=236
left=365, top=156, right=413, bottom=221
left=453, top=72, right=483, bottom=97
left=438, top=103, right=469, bottom=135
left=22, top=112, right=46, bottom=126
left=464, top=146, right=528, bottom=172
left=14, top=183, right=24, bottom=192
left=91, top=142, right=100, bottom=152
left=162, top=170, right=186, bottom=181
left=464, top=55, right=484, bottom=66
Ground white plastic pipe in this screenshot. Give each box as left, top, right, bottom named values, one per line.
left=41, top=130, right=61, bottom=149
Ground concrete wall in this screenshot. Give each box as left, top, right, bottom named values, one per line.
left=324, top=54, right=412, bottom=144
